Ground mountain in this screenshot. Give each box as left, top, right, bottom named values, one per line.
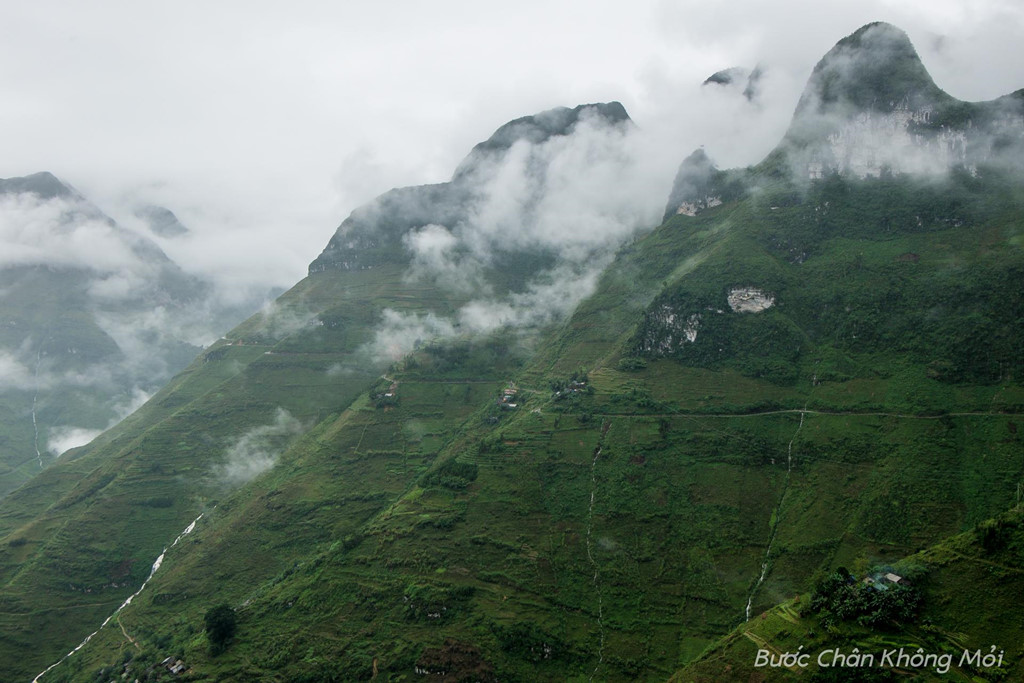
left=0, top=102, right=645, bottom=682
left=0, top=171, right=85, bottom=201
left=702, top=66, right=763, bottom=101
left=0, top=173, right=243, bottom=498
left=673, top=505, right=1024, bottom=681
left=2, top=23, right=1024, bottom=682
left=309, top=101, right=632, bottom=283
left=134, top=205, right=190, bottom=238
left=665, top=22, right=1024, bottom=218
left=779, top=22, right=1024, bottom=180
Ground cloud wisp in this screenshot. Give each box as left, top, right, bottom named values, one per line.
left=213, top=408, right=305, bottom=487
left=770, top=23, right=1024, bottom=186
left=0, top=183, right=275, bottom=471
left=357, top=107, right=675, bottom=360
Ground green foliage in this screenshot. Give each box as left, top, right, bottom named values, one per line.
left=549, top=369, right=590, bottom=395
left=402, top=582, right=474, bottom=622
left=635, top=171, right=1024, bottom=388
left=608, top=386, right=673, bottom=412
left=616, top=356, right=647, bottom=372
left=422, top=459, right=479, bottom=490
left=976, top=516, right=1018, bottom=554
left=491, top=622, right=572, bottom=663
left=203, top=604, right=237, bottom=655
left=8, top=50, right=1024, bottom=683
left=809, top=570, right=922, bottom=629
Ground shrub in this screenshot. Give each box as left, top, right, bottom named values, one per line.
left=204, top=604, right=237, bottom=655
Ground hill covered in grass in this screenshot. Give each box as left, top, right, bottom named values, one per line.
left=3, top=22, right=1024, bottom=683
left=673, top=504, right=1024, bottom=681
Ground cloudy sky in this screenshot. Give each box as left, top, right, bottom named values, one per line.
left=1, top=0, right=1022, bottom=293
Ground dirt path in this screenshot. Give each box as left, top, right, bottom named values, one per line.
left=595, top=408, right=1017, bottom=420
left=742, top=631, right=804, bottom=673
left=745, top=409, right=806, bottom=620
left=586, top=420, right=613, bottom=682
left=117, top=616, right=141, bottom=652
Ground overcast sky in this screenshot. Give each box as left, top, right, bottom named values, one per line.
left=1, top=0, right=1022, bottom=293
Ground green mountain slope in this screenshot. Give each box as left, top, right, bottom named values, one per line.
left=3, top=23, right=1024, bottom=683
left=56, top=165, right=1024, bottom=682
left=0, top=103, right=640, bottom=681
left=672, top=504, right=1024, bottom=681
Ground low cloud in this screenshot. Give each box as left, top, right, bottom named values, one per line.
left=0, top=194, right=140, bottom=273
left=0, top=349, right=35, bottom=391
left=403, top=224, right=484, bottom=295
left=47, top=426, right=103, bottom=457
left=363, top=108, right=673, bottom=360
left=112, top=386, right=153, bottom=420
left=325, top=363, right=355, bottom=378
left=2, top=2, right=1022, bottom=322
left=214, top=408, right=304, bottom=487
left=3, top=10, right=1019, bottom=431
left=251, top=300, right=322, bottom=342
left=45, top=387, right=151, bottom=457
left=366, top=20, right=1024, bottom=366
left=457, top=259, right=610, bottom=334
left=454, top=110, right=667, bottom=260
left=774, top=23, right=1024, bottom=184
left=0, top=188, right=264, bottom=470
left=367, top=309, right=457, bottom=363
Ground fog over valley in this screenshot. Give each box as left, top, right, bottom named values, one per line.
left=2, top=3, right=1024, bottom=682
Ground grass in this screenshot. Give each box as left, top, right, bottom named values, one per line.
left=5, top=122, right=1024, bottom=681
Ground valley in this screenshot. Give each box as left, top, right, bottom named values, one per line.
left=1, top=20, right=1023, bottom=683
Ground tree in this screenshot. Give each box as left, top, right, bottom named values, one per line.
left=204, top=604, right=237, bottom=655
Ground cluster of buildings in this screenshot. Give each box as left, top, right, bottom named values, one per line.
left=863, top=572, right=911, bottom=588
left=498, top=383, right=519, bottom=410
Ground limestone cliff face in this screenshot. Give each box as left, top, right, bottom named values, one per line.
left=781, top=22, right=1024, bottom=180
left=637, top=304, right=702, bottom=354
left=308, top=103, right=632, bottom=274
left=806, top=105, right=967, bottom=179
left=637, top=285, right=776, bottom=358
left=663, top=149, right=723, bottom=220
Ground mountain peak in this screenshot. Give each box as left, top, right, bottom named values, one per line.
left=453, top=102, right=631, bottom=179
left=792, top=22, right=948, bottom=125
left=311, top=101, right=633, bottom=274
left=472, top=101, right=629, bottom=152
left=769, top=22, right=1024, bottom=180
left=135, top=205, right=190, bottom=238
left=703, top=67, right=748, bottom=87
left=0, top=171, right=81, bottom=201
left=703, top=66, right=764, bottom=101
left=664, top=148, right=718, bottom=219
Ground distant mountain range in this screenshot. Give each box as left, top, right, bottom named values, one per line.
left=2, top=22, right=1023, bottom=682
left=0, top=173, right=256, bottom=498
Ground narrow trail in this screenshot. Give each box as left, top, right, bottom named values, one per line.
left=944, top=549, right=1024, bottom=574
left=745, top=409, right=806, bottom=621
left=32, top=512, right=205, bottom=682
left=595, top=408, right=1015, bottom=420
left=586, top=421, right=612, bottom=682
left=117, top=616, right=141, bottom=652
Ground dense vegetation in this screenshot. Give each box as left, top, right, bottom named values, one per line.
left=808, top=569, right=922, bottom=629
left=3, top=22, right=1024, bottom=683
left=204, top=604, right=237, bottom=655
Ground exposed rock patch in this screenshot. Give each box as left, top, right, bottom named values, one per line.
left=638, top=304, right=701, bottom=354
left=727, top=287, right=774, bottom=313
left=676, top=196, right=722, bottom=216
